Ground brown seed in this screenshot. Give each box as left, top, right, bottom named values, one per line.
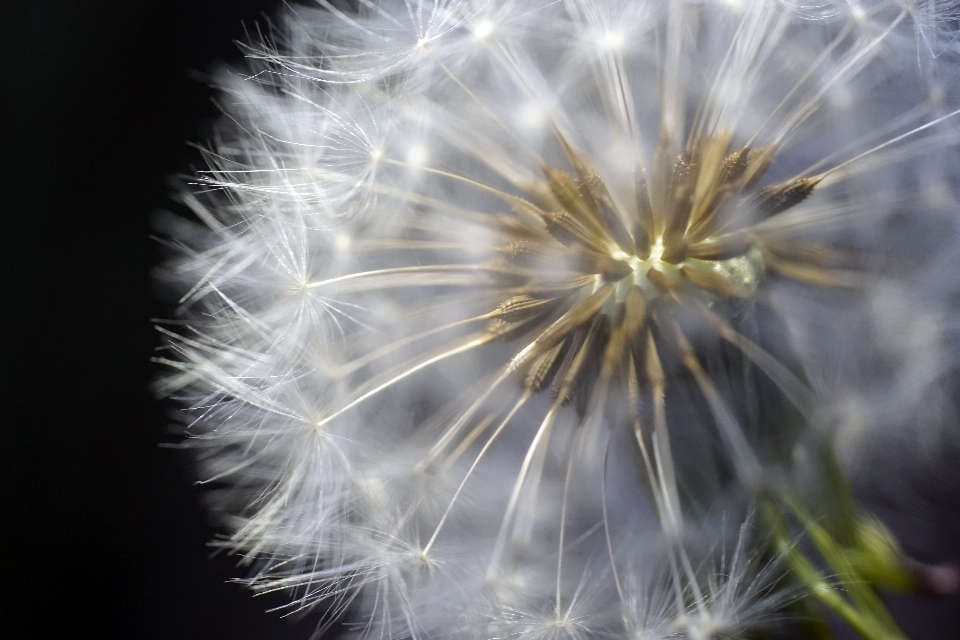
left=491, top=295, right=556, bottom=322
left=661, top=238, right=689, bottom=264
left=524, top=342, right=564, bottom=393
left=764, top=252, right=862, bottom=287
left=662, top=154, right=695, bottom=248
left=578, top=170, right=606, bottom=212
left=550, top=325, right=589, bottom=401
left=741, top=144, right=775, bottom=191
left=646, top=268, right=674, bottom=293
left=524, top=283, right=615, bottom=358
left=575, top=249, right=633, bottom=281
left=719, top=146, right=750, bottom=186
left=760, top=237, right=857, bottom=268
left=542, top=210, right=609, bottom=253
left=751, top=176, right=821, bottom=218
left=687, top=233, right=753, bottom=260
left=680, top=265, right=747, bottom=298
left=622, top=285, right=647, bottom=335
left=543, top=165, right=592, bottom=218
left=634, top=168, right=655, bottom=259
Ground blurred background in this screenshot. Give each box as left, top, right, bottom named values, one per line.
left=1, top=1, right=958, bottom=638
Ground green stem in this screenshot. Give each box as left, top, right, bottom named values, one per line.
left=760, top=501, right=908, bottom=640
left=782, top=497, right=905, bottom=632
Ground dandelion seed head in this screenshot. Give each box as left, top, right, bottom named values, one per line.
left=157, top=1, right=960, bottom=637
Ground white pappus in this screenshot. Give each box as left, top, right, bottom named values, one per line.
left=155, top=1, right=960, bottom=638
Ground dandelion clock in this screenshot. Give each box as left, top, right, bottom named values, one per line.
left=156, top=1, right=960, bottom=638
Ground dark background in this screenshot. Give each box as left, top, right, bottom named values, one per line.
left=0, top=1, right=306, bottom=638
left=1, top=2, right=959, bottom=639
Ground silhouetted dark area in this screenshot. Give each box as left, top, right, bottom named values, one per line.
left=0, top=1, right=306, bottom=638
left=1, top=2, right=958, bottom=639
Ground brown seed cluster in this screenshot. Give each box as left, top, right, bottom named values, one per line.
left=477, top=132, right=846, bottom=417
